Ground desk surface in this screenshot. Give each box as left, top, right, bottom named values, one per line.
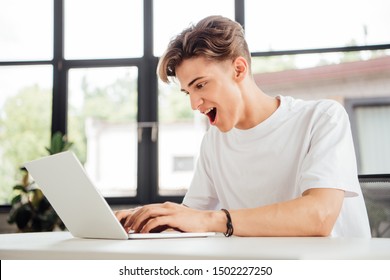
left=1, top=231, right=390, bottom=259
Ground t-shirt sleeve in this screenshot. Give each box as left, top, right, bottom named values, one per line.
left=298, top=101, right=360, bottom=197
left=182, top=134, right=220, bottom=210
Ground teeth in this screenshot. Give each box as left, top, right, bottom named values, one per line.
left=203, top=107, right=215, bottom=115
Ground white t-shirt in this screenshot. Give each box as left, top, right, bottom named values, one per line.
left=183, top=95, right=371, bottom=238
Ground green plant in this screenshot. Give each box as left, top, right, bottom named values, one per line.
left=8, top=132, right=73, bottom=232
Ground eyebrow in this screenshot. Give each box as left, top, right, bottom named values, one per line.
left=180, top=76, right=206, bottom=92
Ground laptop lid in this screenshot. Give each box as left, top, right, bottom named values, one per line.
left=24, top=151, right=129, bottom=239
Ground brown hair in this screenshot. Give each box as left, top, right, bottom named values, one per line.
left=157, top=15, right=251, bottom=83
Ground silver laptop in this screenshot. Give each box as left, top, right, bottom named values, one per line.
left=24, top=151, right=215, bottom=240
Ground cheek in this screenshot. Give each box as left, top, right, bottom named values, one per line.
left=226, top=88, right=244, bottom=120
left=218, top=77, right=239, bottom=96
left=220, top=93, right=242, bottom=122
left=223, top=84, right=241, bottom=105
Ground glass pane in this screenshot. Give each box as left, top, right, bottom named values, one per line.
left=158, top=81, right=208, bottom=196
left=0, top=0, right=53, bottom=61
left=0, top=66, right=52, bottom=204
left=355, top=105, right=390, bottom=174
left=251, top=50, right=390, bottom=101
left=68, top=67, right=138, bottom=197
left=153, top=0, right=235, bottom=56
left=246, top=0, right=390, bottom=52
left=64, top=0, right=143, bottom=59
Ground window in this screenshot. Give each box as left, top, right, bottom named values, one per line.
left=1, top=0, right=389, bottom=207
left=0, top=0, right=53, bottom=61
left=245, top=0, right=390, bottom=52
left=0, top=66, right=52, bottom=204
left=68, top=67, right=138, bottom=197
left=64, top=0, right=143, bottom=59
left=346, top=98, right=390, bottom=174
left=173, top=156, right=195, bottom=172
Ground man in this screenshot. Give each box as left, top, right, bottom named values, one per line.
left=115, top=16, right=371, bottom=237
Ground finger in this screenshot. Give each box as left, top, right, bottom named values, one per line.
left=114, top=210, right=132, bottom=224
left=140, top=216, right=172, bottom=233
left=130, top=207, right=163, bottom=232
left=126, top=204, right=163, bottom=228
left=123, top=206, right=144, bottom=229
left=116, top=208, right=140, bottom=228
left=130, top=206, right=171, bottom=232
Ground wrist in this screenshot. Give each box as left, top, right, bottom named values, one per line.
left=208, top=210, right=228, bottom=233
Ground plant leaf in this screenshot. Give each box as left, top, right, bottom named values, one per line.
left=13, top=184, right=27, bottom=193
left=51, top=132, right=63, bottom=154
left=10, top=194, right=22, bottom=205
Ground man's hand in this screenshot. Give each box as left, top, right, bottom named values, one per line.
left=114, top=207, right=141, bottom=232
left=115, top=202, right=224, bottom=234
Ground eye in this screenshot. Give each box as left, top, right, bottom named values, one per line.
left=181, top=90, right=190, bottom=96
left=196, top=82, right=206, bottom=90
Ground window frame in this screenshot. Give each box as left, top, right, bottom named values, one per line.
left=51, top=0, right=160, bottom=206
left=1, top=0, right=390, bottom=209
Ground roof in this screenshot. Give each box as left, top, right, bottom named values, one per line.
left=254, top=55, right=390, bottom=87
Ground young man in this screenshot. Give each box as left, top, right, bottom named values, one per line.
left=115, top=16, right=371, bottom=237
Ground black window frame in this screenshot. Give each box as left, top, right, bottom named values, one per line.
left=50, top=0, right=159, bottom=206
left=1, top=0, right=390, bottom=209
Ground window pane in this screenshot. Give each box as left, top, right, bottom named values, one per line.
left=355, top=105, right=390, bottom=174
left=0, top=0, right=53, bottom=61
left=0, top=66, right=52, bottom=204
left=64, top=0, right=143, bottom=59
left=246, top=0, right=390, bottom=52
left=68, top=67, right=138, bottom=197
left=158, top=81, right=208, bottom=196
left=252, top=51, right=390, bottom=101
left=153, top=0, right=235, bottom=56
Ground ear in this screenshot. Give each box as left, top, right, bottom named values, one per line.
left=233, top=56, right=248, bottom=81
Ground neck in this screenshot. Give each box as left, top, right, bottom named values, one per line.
left=235, top=79, right=280, bottom=130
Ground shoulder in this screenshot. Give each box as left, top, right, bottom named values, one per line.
left=283, top=96, right=348, bottom=122
left=314, top=99, right=347, bottom=117
left=283, top=95, right=344, bottom=112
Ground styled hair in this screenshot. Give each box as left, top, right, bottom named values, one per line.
left=157, top=15, right=251, bottom=83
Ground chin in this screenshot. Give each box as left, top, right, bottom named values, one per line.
left=216, top=125, right=233, bottom=133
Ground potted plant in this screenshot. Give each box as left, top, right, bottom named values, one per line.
left=7, top=132, right=73, bottom=232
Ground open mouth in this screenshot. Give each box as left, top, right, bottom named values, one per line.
left=204, top=107, right=217, bottom=124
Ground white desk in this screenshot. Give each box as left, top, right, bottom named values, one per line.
left=1, top=231, right=390, bottom=259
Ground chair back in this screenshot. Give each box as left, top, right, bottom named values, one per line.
left=358, top=174, right=390, bottom=237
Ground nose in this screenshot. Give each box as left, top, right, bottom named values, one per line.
left=190, top=93, right=204, bottom=111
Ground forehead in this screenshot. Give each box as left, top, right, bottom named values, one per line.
left=177, top=57, right=212, bottom=76
left=176, top=57, right=230, bottom=86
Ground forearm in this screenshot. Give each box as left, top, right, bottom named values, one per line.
left=230, top=200, right=326, bottom=237
left=208, top=189, right=344, bottom=237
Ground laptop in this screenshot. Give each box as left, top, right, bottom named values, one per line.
left=24, top=151, right=215, bottom=240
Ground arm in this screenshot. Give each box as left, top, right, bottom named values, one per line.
left=116, top=187, right=344, bottom=237
left=229, top=188, right=344, bottom=237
